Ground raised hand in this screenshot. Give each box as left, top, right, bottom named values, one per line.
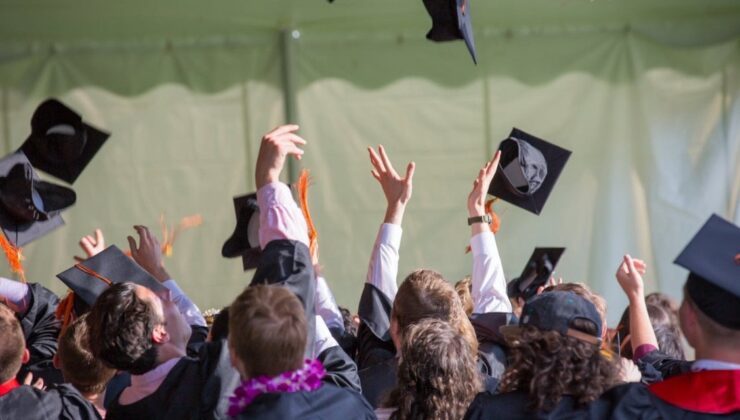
left=23, top=372, right=45, bottom=390
left=367, top=145, right=415, bottom=225
left=615, top=254, right=647, bottom=301
left=468, top=151, right=501, bottom=217
left=74, top=229, right=105, bottom=262
left=255, top=124, right=306, bottom=189
left=127, top=225, right=170, bottom=282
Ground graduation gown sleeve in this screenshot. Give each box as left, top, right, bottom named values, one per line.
left=0, top=384, right=101, bottom=420
left=318, top=345, right=362, bottom=393
left=18, top=283, right=60, bottom=366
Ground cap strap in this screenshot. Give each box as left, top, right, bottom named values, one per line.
left=73, top=263, right=113, bottom=285
left=566, top=328, right=601, bottom=346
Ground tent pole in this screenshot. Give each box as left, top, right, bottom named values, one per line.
left=280, top=29, right=300, bottom=183
left=1, top=88, right=9, bottom=154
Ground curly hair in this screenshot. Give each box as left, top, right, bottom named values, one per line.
left=385, top=319, right=482, bottom=420
left=499, top=319, right=619, bottom=412
left=86, top=283, right=161, bottom=375
left=393, top=269, right=478, bottom=356
left=454, top=276, right=474, bottom=317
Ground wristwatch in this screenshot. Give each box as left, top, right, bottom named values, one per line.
left=467, top=214, right=492, bottom=226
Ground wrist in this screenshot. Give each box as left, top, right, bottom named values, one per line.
left=152, top=266, right=171, bottom=283
left=467, top=207, right=485, bottom=218
left=384, top=203, right=406, bottom=225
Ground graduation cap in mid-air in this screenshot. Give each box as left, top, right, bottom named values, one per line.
left=675, top=214, right=740, bottom=329
left=488, top=128, right=571, bottom=215
left=0, top=151, right=75, bottom=248
left=507, top=247, right=565, bottom=301
left=222, top=193, right=261, bottom=271
left=19, top=98, right=109, bottom=185
left=422, top=0, right=478, bottom=64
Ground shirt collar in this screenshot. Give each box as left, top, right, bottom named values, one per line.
left=692, top=359, right=740, bottom=372
left=0, top=378, right=20, bottom=397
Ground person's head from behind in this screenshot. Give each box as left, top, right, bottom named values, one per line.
left=386, top=319, right=481, bottom=420
left=86, top=282, right=190, bottom=375
left=207, top=307, right=229, bottom=342
left=228, top=285, right=306, bottom=379
left=646, top=292, right=679, bottom=327
left=0, top=304, right=27, bottom=384
left=391, top=269, right=478, bottom=355
left=679, top=273, right=740, bottom=358
left=55, top=314, right=115, bottom=395
left=615, top=302, right=685, bottom=360
left=500, top=291, right=618, bottom=412
left=546, top=282, right=608, bottom=340
left=455, top=276, right=473, bottom=317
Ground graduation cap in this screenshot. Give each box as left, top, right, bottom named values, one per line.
left=0, top=152, right=74, bottom=248
left=56, top=245, right=168, bottom=309
left=19, top=98, right=109, bottom=184
left=675, top=214, right=740, bottom=329
left=507, top=247, right=565, bottom=301
left=221, top=193, right=261, bottom=271
left=488, top=128, right=571, bottom=215
left=422, top=0, right=478, bottom=64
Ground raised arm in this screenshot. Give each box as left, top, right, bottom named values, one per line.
left=615, top=255, right=658, bottom=357
left=467, top=151, right=511, bottom=314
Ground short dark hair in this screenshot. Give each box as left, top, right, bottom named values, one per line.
left=0, top=304, right=24, bottom=382
left=209, top=307, right=229, bottom=342
left=86, top=283, right=160, bottom=375
left=229, top=285, right=306, bottom=377
left=58, top=314, right=116, bottom=394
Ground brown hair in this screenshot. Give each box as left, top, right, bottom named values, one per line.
left=499, top=320, right=619, bottom=412
left=0, top=304, right=24, bottom=382
left=687, top=294, right=740, bottom=348
left=58, top=314, right=116, bottom=394
left=386, top=319, right=482, bottom=420
left=455, top=276, right=474, bottom=317
left=229, top=285, right=306, bottom=377
left=393, top=269, right=478, bottom=355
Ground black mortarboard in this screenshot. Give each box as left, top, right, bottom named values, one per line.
left=675, top=214, right=740, bottom=329
left=507, top=247, right=565, bottom=301
left=221, top=193, right=261, bottom=271
left=56, top=245, right=168, bottom=308
left=19, top=98, right=109, bottom=184
left=422, top=0, right=478, bottom=64
left=0, top=152, right=74, bottom=247
left=488, top=128, right=571, bottom=215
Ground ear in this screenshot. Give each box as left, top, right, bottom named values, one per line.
left=151, top=324, right=170, bottom=345
left=52, top=354, right=60, bottom=369
left=21, top=348, right=30, bottom=364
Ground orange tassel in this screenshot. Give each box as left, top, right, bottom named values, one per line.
left=465, top=198, right=501, bottom=254
left=54, top=291, right=76, bottom=334
left=160, top=214, right=203, bottom=257
left=297, top=170, right=318, bottom=260
left=0, top=233, right=26, bottom=283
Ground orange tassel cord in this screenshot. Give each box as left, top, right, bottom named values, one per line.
left=297, top=169, right=319, bottom=260
left=54, top=291, right=76, bottom=334
left=0, top=233, right=26, bottom=283
left=160, top=214, right=203, bottom=257
left=465, top=198, right=500, bottom=254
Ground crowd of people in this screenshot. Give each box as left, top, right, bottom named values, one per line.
left=0, top=117, right=738, bottom=420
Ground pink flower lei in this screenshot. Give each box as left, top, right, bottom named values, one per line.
left=227, top=359, right=326, bottom=416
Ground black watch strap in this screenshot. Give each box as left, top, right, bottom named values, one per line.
left=467, top=215, right=492, bottom=226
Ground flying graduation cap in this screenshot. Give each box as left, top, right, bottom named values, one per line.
left=422, top=0, right=478, bottom=64
left=222, top=193, right=261, bottom=271
left=674, top=214, right=740, bottom=329
left=19, top=98, right=109, bottom=185
left=507, top=247, right=565, bottom=301
left=489, top=128, right=571, bottom=215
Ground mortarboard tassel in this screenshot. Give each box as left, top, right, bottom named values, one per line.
left=0, top=233, right=26, bottom=283
left=54, top=291, right=76, bottom=334
left=160, top=214, right=203, bottom=257
left=297, top=169, right=318, bottom=260
left=465, top=198, right=501, bottom=254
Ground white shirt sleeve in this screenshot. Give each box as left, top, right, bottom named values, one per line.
left=0, top=277, right=30, bottom=314
left=162, top=279, right=207, bottom=327
left=366, top=223, right=402, bottom=302
left=313, top=315, right=340, bottom=358
left=315, top=276, right=345, bottom=333
left=470, top=231, right=512, bottom=314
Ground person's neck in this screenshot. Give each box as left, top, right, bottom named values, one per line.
left=154, top=343, right=187, bottom=366
left=695, top=346, right=740, bottom=364
left=82, top=390, right=106, bottom=417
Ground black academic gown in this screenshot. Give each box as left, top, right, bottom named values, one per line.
left=235, top=382, right=375, bottom=420
left=636, top=349, right=693, bottom=383
left=0, top=383, right=101, bottom=420
left=15, top=283, right=64, bottom=386
left=590, top=370, right=740, bottom=420
left=464, top=390, right=596, bottom=420
left=356, top=283, right=507, bottom=408
left=106, top=338, right=239, bottom=420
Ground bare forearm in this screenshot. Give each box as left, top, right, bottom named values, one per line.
left=628, top=295, right=658, bottom=354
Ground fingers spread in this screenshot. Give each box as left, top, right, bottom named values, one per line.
left=368, top=147, right=386, bottom=173
left=404, top=162, right=416, bottom=183
left=127, top=236, right=138, bottom=254
left=378, top=145, right=397, bottom=176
